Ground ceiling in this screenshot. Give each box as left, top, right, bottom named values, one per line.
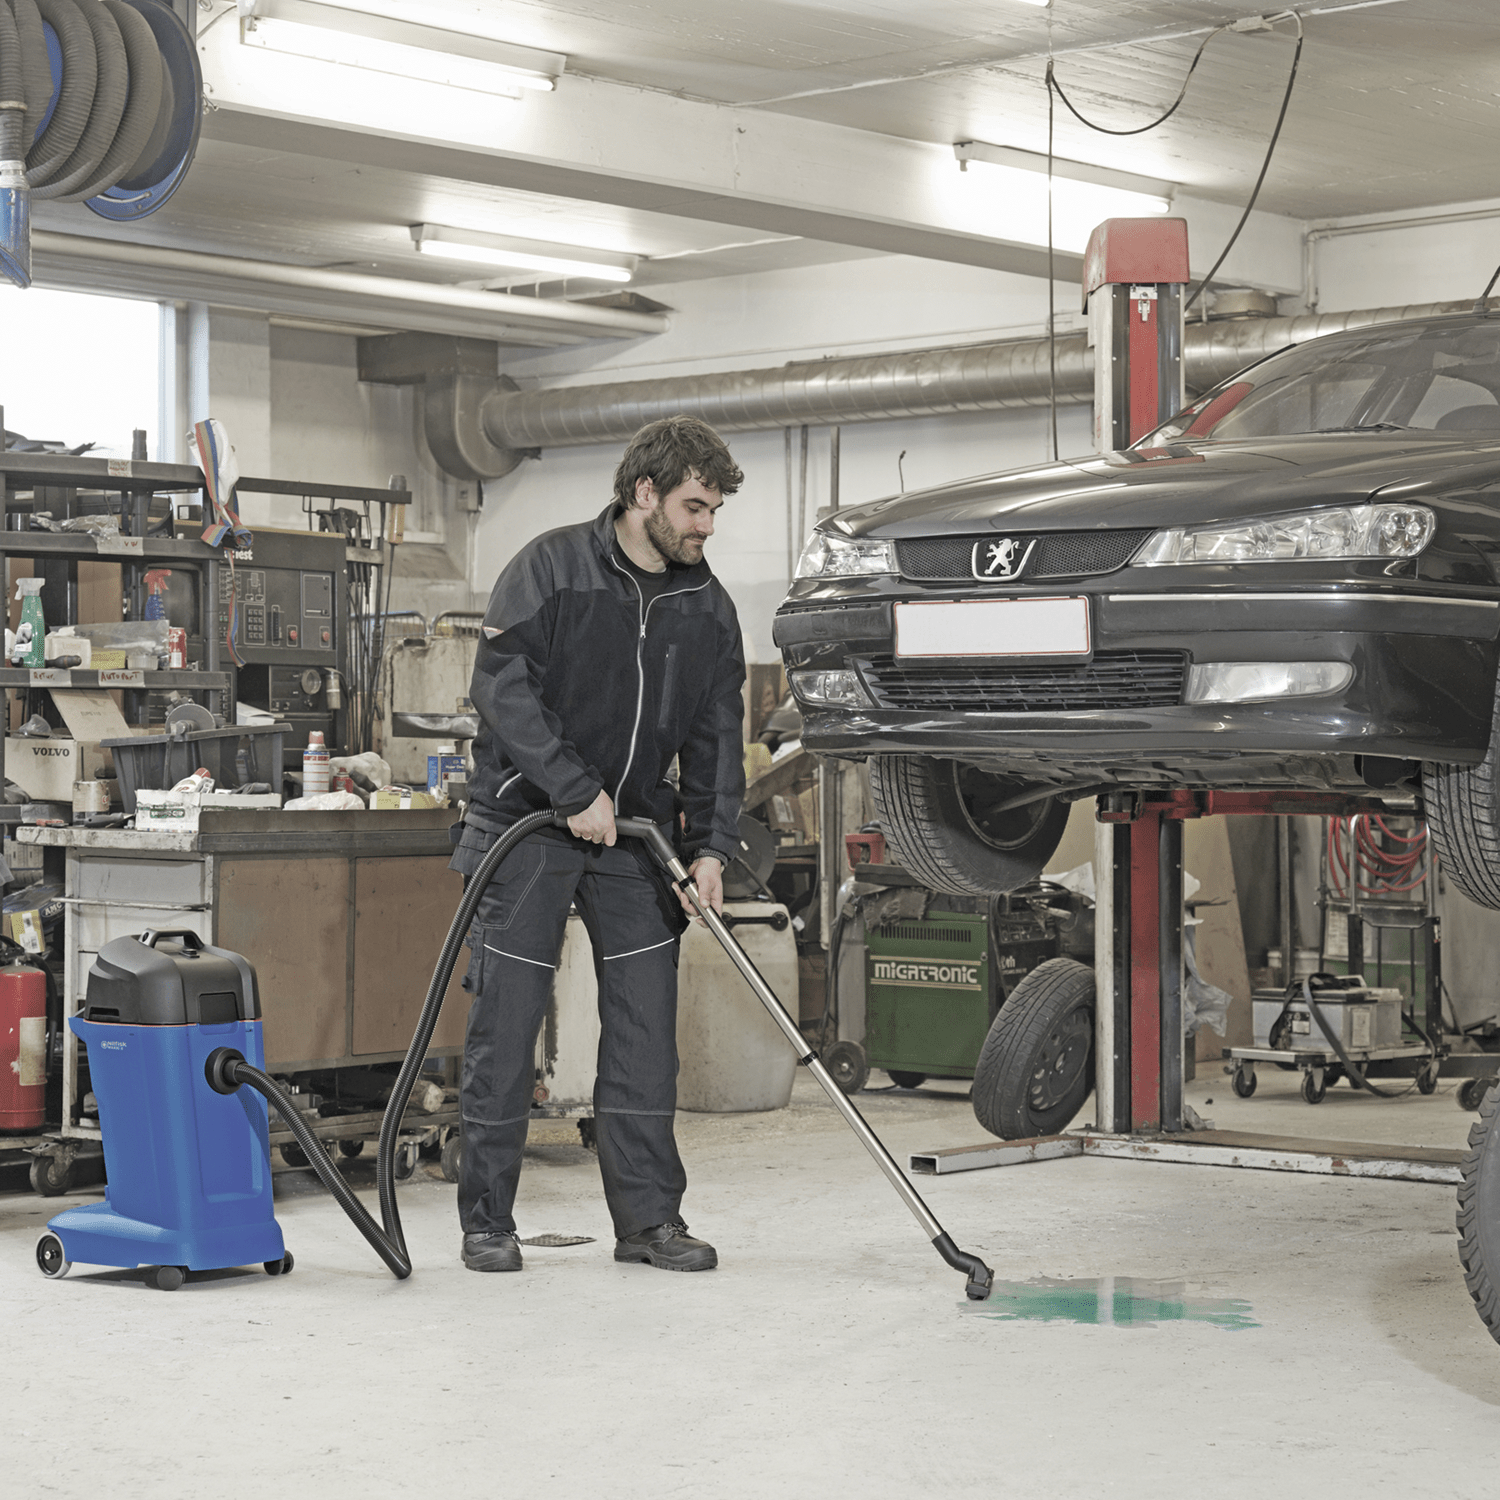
left=31, top=0, right=1500, bottom=332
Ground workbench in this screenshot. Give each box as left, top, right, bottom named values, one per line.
left=18, top=808, right=470, bottom=1150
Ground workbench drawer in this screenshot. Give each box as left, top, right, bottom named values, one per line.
left=72, top=857, right=209, bottom=907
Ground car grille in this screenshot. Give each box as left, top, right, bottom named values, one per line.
left=858, top=651, right=1187, bottom=712
left=895, top=530, right=1153, bottom=582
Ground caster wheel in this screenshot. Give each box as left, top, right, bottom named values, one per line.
left=280, top=1142, right=309, bottom=1168
left=1232, top=1066, right=1257, bottom=1099
left=29, top=1153, right=76, bottom=1197
left=393, top=1143, right=418, bottom=1181
left=35, top=1232, right=71, bottom=1279
left=825, top=1040, right=869, bottom=1096
left=1418, top=1062, right=1440, bottom=1095
left=337, top=1140, right=364, bottom=1158
left=440, top=1135, right=462, bottom=1183
left=1301, top=1070, right=1327, bottom=1105
left=152, top=1265, right=186, bottom=1291
left=1459, top=1078, right=1497, bottom=1112
left=263, top=1252, right=294, bottom=1276
left=888, top=1070, right=927, bottom=1090
left=577, top=1118, right=597, bottom=1151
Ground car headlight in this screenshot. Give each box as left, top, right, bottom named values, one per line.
left=789, top=669, right=871, bottom=707
left=1135, top=503, right=1435, bottom=565
left=795, top=531, right=897, bottom=579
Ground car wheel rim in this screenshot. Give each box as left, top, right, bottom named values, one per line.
left=952, top=765, right=1051, bottom=852
left=1026, top=1007, right=1092, bottom=1114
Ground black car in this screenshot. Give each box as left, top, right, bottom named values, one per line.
left=774, top=312, right=1500, bottom=905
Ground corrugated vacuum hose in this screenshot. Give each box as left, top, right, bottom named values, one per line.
left=208, top=808, right=995, bottom=1300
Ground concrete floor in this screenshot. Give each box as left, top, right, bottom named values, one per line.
left=3, top=1066, right=1498, bottom=1498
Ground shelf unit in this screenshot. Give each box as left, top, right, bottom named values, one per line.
left=0, top=453, right=236, bottom=800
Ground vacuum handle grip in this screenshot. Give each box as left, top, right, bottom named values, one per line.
left=139, top=928, right=204, bottom=950
left=613, top=817, right=681, bottom=868
left=545, top=810, right=681, bottom=870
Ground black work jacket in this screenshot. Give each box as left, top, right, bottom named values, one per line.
left=465, top=505, right=746, bottom=865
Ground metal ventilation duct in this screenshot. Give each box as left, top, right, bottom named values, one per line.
left=400, top=295, right=1489, bottom=480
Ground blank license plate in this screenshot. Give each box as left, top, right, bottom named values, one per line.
left=893, top=596, right=1091, bottom=659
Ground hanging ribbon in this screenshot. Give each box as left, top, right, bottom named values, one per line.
left=193, top=418, right=253, bottom=550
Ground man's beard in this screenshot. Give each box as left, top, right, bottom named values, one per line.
left=645, top=504, right=704, bottom=566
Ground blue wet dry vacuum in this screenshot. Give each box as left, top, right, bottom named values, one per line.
left=36, top=931, right=289, bottom=1291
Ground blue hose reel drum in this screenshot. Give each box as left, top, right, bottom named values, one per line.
left=41, top=931, right=286, bottom=1288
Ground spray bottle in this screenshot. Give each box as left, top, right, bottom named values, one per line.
left=12, top=578, right=43, bottom=667
left=144, top=569, right=171, bottom=620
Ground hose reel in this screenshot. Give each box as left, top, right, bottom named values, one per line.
left=0, top=0, right=202, bottom=286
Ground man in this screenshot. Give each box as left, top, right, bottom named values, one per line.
left=451, top=414, right=746, bottom=1275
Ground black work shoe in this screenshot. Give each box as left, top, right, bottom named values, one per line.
left=462, top=1231, right=523, bottom=1272
left=614, top=1219, right=718, bottom=1272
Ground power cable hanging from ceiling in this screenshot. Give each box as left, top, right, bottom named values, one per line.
left=1038, top=11, right=1306, bottom=456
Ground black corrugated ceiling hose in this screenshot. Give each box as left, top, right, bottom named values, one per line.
left=207, top=809, right=995, bottom=1299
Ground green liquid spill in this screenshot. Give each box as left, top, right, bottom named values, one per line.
left=968, top=1276, right=1258, bottom=1331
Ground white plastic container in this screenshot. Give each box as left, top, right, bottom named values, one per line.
left=675, top=901, right=799, bottom=1112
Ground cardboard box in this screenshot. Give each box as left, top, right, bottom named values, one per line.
left=5, top=737, right=109, bottom=801
left=134, top=788, right=282, bottom=832
left=370, top=787, right=442, bottom=810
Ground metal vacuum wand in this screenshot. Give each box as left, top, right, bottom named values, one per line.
left=610, top=816, right=995, bottom=1301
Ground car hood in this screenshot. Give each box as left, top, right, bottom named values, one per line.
left=833, top=433, right=1500, bottom=538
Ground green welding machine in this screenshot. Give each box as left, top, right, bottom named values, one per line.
left=863, top=897, right=1056, bottom=1087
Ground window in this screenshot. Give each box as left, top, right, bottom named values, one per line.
left=0, top=287, right=159, bottom=458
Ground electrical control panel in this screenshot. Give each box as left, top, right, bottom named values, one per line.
left=212, top=530, right=343, bottom=666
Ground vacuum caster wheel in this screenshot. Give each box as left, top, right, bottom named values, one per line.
left=35, top=1232, right=71, bottom=1279
left=152, top=1265, right=186, bottom=1291
left=440, top=1135, right=462, bottom=1183
left=825, top=1040, right=869, bottom=1096
left=263, top=1252, right=294, bottom=1276
left=393, top=1142, right=419, bottom=1181
left=1301, top=1070, right=1327, bottom=1105
left=1232, top=1065, right=1257, bottom=1098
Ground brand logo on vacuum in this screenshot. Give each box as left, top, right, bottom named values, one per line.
left=872, top=959, right=980, bottom=989
left=972, top=537, right=1034, bottom=580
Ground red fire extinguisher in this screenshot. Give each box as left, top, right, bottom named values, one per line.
left=0, top=963, right=47, bottom=1131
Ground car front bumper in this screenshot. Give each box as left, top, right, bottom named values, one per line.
left=773, top=582, right=1500, bottom=777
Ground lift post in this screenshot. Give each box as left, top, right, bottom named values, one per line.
left=1094, top=789, right=1408, bottom=1136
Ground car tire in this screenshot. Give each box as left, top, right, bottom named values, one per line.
left=1423, top=701, right=1500, bottom=909
left=1458, top=1081, right=1500, bottom=1344
left=869, top=756, right=1070, bottom=896
left=971, top=957, right=1095, bottom=1139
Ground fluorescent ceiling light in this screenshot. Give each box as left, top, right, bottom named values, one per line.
left=411, top=224, right=636, bottom=283
left=238, top=0, right=565, bottom=97
left=955, top=140, right=1175, bottom=201
left=953, top=142, right=1170, bottom=255
left=1007, top=0, right=1052, bottom=6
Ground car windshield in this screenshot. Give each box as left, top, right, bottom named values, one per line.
left=1142, top=319, right=1500, bottom=445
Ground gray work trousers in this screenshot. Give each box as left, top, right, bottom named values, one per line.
left=449, top=824, right=687, bottom=1239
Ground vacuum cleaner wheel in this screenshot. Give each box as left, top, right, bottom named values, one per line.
left=151, top=1264, right=186, bottom=1291
left=263, top=1251, right=294, bottom=1276
left=35, top=1232, right=71, bottom=1278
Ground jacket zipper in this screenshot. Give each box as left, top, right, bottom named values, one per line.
left=606, top=551, right=710, bottom=809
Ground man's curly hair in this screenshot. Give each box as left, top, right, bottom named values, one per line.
left=611, top=415, right=744, bottom=517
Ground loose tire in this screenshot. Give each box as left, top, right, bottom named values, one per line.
left=824, top=1040, right=869, bottom=1096
left=1458, top=1082, right=1500, bottom=1342
left=1424, top=693, right=1500, bottom=908
left=869, top=756, right=1069, bottom=896
left=972, top=957, right=1095, bottom=1139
